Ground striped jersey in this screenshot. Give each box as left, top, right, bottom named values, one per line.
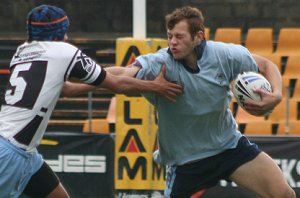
left=0, top=41, right=106, bottom=151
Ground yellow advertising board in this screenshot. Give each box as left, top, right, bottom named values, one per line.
left=115, top=38, right=167, bottom=191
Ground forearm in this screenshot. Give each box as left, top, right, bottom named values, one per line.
left=253, top=54, right=282, bottom=98
left=103, top=75, right=157, bottom=94
left=102, top=66, right=150, bottom=93
left=105, top=65, right=138, bottom=77
left=100, top=65, right=182, bottom=102
left=104, top=66, right=127, bottom=76
left=62, top=66, right=139, bottom=96
left=262, top=63, right=282, bottom=98
left=61, top=81, right=97, bottom=96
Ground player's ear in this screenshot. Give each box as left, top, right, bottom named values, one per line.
left=194, top=31, right=204, bottom=43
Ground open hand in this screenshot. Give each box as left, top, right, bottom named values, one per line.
left=153, top=64, right=183, bottom=102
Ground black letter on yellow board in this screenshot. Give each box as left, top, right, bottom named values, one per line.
left=118, top=156, right=147, bottom=180
left=119, top=129, right=146, bottom=152
left=124, top=101, right=142, bottom=125
left=121, top=46, right=141, bottom=66
left=152, top=159, right=166, bottom=180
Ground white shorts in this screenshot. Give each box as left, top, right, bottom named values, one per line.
left=0, top=136, right=43, bottom=198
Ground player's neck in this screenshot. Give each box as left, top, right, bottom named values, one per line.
left=184, top=52, right=198, bottom=69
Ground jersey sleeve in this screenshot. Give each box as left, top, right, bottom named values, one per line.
left=65, top=50, right=106, bottom=86
left=134, top=51, right=167, bottom=80
left=225, top=44, right=259, bottom=81
left=133, top=50, right=171, bottom=106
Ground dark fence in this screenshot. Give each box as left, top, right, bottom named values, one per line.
left=1, top=0, right=300, bottom=37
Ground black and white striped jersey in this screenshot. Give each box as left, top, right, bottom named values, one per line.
left=0, top=41, right=106, bottom=151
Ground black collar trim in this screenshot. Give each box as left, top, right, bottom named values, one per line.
left=167, top=40, right=206, bottom=74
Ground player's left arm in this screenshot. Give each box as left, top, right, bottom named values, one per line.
left=244, top=54, right=282, bottom=115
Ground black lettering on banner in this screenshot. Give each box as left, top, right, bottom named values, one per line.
left=152, top=159, right=166, bottom=180
left=119, top=129, right=146, bottom=152
left=124, top=101, right=142, bottom=125
left=121, top=46, right=140, bottom=66
left=118, top=156, right=147, bottom=180
left=152, top=132, right=165, bottom=181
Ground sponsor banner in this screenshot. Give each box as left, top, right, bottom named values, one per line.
left=115, top=38, right=168, bottom=192
left=38, top=132, right=114, bottom=198
left=115, top=95, right=165, bottom=190
left=116, top=38, right=167, bottom=67
left=150, top=38, right=168, bottom=52
left=116, top=38, right=150, bottom=66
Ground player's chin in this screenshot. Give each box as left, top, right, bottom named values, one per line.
left=172, top=53, right=184, bottom=60
left=173, top=56, right=182, bottom=61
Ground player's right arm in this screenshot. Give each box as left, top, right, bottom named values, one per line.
left=61, top=65, right=137, bottom=96
left=104, top=64, right=139, bottom=77
left=102, top=65, right=182, bottom=102
left=63, top=64, right=182, bottom=102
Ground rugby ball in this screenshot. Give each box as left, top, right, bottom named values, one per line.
left=232, top=71, right=272, bottom=109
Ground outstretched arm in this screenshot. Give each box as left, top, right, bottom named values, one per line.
left=61, top=66, right=139, bottom=97
left=61, top=81, right=96, bottom=97
left=104, top=64, right=140, bottom=77
left=101, top=65, right=182, bottom=102
left=62, top=65, right=183, bottom=102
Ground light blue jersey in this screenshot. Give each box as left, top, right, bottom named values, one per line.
left=135, top=40, right=258, bottom=166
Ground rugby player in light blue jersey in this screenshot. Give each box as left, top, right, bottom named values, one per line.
left=103, top=6, right=295, bottom=198
left=49, top=5, right=295, bottom=198
left=0, top=5, right=182, bottom=198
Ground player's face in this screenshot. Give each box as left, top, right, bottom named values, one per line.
left=167, top=20, right=200, bottom=61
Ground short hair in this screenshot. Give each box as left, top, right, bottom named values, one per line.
left=165, top=6, right=205, bottom=37
left=26, top=5, right=70, bottom=41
